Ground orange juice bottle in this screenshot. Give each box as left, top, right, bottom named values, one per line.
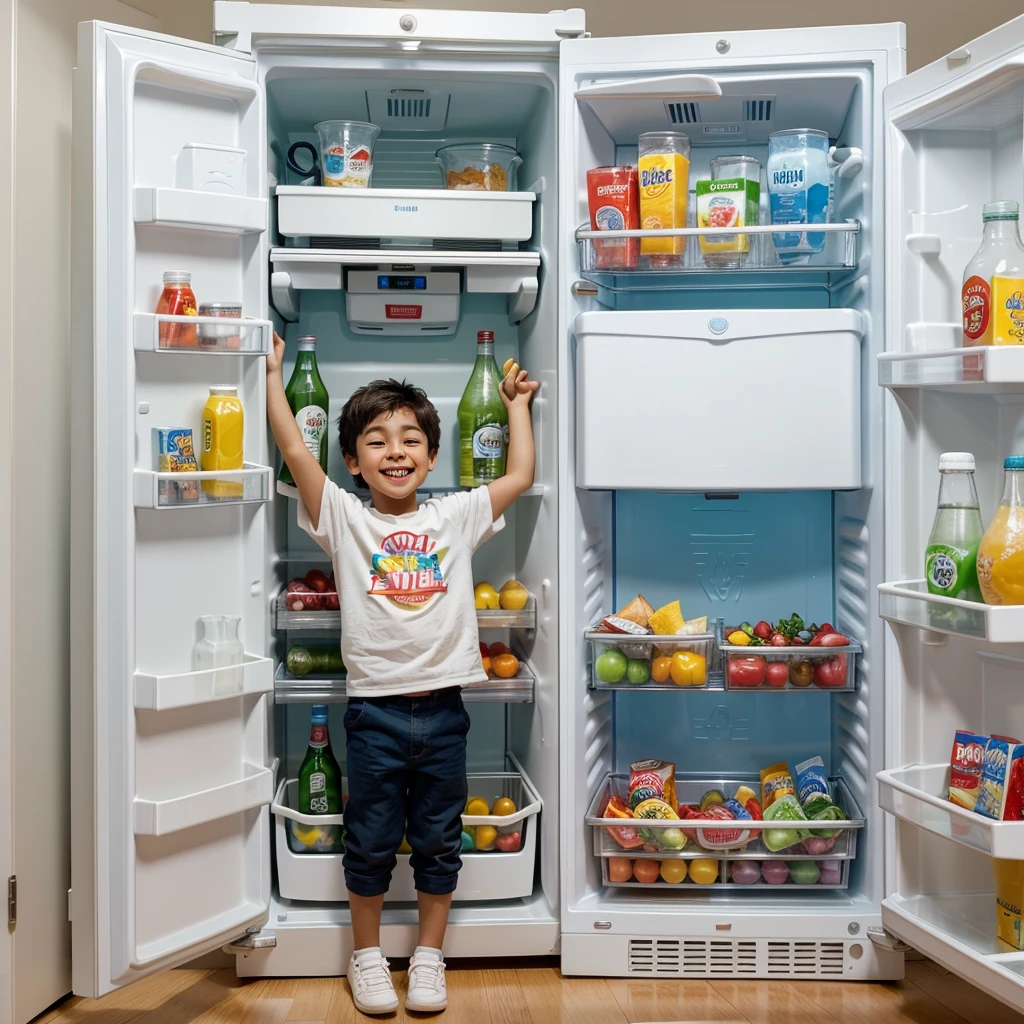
left=978, top=456, right=1024, bottom=605
left=638, top=132, right=690, bottom=266
left=201, top=386, right=244, bottom=498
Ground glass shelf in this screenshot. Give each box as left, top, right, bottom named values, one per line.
left=879, top=346, right=1024, bottom=393
left=879, top=579, right=1024, bottom=642
left=133, top=312, right=272, bottom=354
left=133, top=463, right=272, bottom=509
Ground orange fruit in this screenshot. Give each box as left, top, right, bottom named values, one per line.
left=491, top=653, right=520, bottom=678
left=651, top=656, right=672, bottom=684
left=489, top=641, right=510, bottom=657
left=482, top=656, right=492, bottom=676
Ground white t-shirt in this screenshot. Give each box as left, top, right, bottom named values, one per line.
left=298, top=482, right=504, bottom=697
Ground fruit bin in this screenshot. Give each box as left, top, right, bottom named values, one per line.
left=598, top=854, right=852, bottom=890
left=272, top=753, right=541, bottom=902
left=586, top=624, right=719, bottom=690
left=719, top=636, right=861, bottom=691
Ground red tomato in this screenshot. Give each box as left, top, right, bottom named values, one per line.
left=813, top=655, right=848, bottom=687
left=305, top=569, right=330, bottom=593
left=769, top=633, right=789, bottom=646
left=816, top=632, right=850, bottom=647
left=753, top=620, right=772, bottom=640
left=479, top=641, right=490, bottom=658
left=632, top=859, right=661, bottom=884
left=766, top=662, right=789, bottom=687
left=727, top=656, right=766, bottom=687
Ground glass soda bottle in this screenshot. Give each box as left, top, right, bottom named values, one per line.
left=962, top=201, right=1024, bottom=347
left=925, top=453, right=984, bottom=602
left=298, top=705, right=343, bottom=816
left=979, top=456, right=1024, bottom=605
left=279, top=335, right=330, bottom=486
left=458, top=330, right=508, bottom=487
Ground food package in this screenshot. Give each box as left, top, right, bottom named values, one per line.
left=976, top=735, right=1024, bottom=820
left=794, top=756, right=830, bottom=805
left=949, top=730, right=987, bottom=810
left=602, top=793, right=643, bottom=850
left=600, top=615, right=651, bottom=636
left=648, top=600, right=685, bottom=636
left=154, top=427, right=199, bottom=503
left=1004, top=745, right=1024, bottom=820
left=586, top=166, right=640, bottom=269
left=615, top=594, right=655, bottom=629
left=760, top=762, right=796, bottom=810
left=761, top=793, right=809, bottom=852
left=994, top=858, right=1024, bottom=950
left=696, top=175, right=760, bottom=263
left=629, top=759, right=678, bottom=813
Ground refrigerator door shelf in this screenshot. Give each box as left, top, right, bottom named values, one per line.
left=134, top=464, right=272, bottom=509
left=273, top=663, right=536, bottom=704
left=134, top=186, right=267, bottom=235
left=134, top=653, right=273, bottom=710
left=133, top=312, right=272, bottom=355
left=275, top=186, right=536, bottom=245
left=879, top=763, right=1024, bottom=858
left=879, top=344, right=1024, bottom=393
left=600, top=856, right=851, bottom=891
left=879, top=579, right=1024, bottom=642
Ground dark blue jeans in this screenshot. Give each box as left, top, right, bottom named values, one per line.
left=342, top=688, right=469, bottom=898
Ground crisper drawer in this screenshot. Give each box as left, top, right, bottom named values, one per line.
left=574, top=309, right=865, bottom=491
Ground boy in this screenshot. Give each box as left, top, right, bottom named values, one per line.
left=266, top=332, right=538, bottom=1014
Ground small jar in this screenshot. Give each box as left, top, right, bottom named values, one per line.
left=156, top=271, right=198, bottom=348
left=198, top=302, right=243, bottom=350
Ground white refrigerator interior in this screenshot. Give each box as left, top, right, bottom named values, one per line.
left=67, top=0, right=1024, bottom=1009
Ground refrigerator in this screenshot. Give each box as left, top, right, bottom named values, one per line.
left=66, top=2, right=1024, bottom=1011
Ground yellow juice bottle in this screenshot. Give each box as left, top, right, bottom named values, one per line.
left=978, top=456, right=1024, bottom=605
left=994, top=858, right=1024, bottom=950
left=202, top=385, right=244, bottom=499
left=638, top=132, right=690, bottom=266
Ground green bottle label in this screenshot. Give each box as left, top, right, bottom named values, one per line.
left=926, top=543, right=978, bottom=596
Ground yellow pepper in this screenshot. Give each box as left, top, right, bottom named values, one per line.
left=670, top=650, right=707, bottom=686
left=727, top=630, right=751, bottom=646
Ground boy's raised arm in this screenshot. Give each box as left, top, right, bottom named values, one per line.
left=487, top=364, right=539, bottom=522
left=267, top=332, right=327, bottom=529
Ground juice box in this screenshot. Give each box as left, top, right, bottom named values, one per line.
left=154, top=427, right=199, bottom=504
left=586, top=166, right=639, bottom=270
left=696, top=177, right=760, bottom=266
left=949, top=729, right=987, bottom=810
left=994, top=858, right=1024, bottom=950
left=638, top=133, right=690, bottom=264
left=976, top=735, right=1023, bottom=820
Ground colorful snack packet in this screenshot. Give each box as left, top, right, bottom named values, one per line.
left=976, top=735, right=1023, bottom=820
left=1004, top=746, right=1024, bottom=821
left=794, top=756, right=830, bottom=805
left=154, top=427, right=199, bottom=503
left=949, top=730, right=987, bottom=810
left=629, top=759, right=678, bottom=813
left=761, top=761, right=796, bottom=810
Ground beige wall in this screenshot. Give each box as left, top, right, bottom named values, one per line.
left=160, top=0, right=1024, bottom=71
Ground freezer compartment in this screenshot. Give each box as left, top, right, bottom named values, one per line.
left=879, top=579, right=1024, bottom=642
left=720, top=637, right=861, bottom=692
left=586, top=773, right=864, bottom=855
left=574, top=309, right=864, bottom=491
left=272, top=757, right=540, bottom=902
left=878, top=763, right=1024, bottom=859
left=586, top=625, right=717, bottom=690
left=598, top=855, right=851, bottom=891
left=276, top=186, right=536, bottom=246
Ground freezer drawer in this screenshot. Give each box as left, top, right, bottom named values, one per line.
left=574, top=309, right=864, bottom=491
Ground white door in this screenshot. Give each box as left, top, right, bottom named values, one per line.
left=70, top=22, right=274, bottom=998
left=879, top=13, right=1024, bottom=1011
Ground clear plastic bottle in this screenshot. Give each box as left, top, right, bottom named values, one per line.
left=979, top=456, right=1024, bottom=605
left=924, top=453, right=984, bottom=602
left=962, top=201, right=1024, bottom=347
left=192, top=615, right=244, bottom=695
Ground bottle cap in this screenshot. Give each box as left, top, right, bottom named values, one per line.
left=209, top=385, right=238, bottom=395
left=983, top=200, right=1020, bottom=221
left=296, top=335, right=317, bottom=347
left=477, top=330, right=494, bottom=343
left=1005, top=456, right=1024, bottom=470
left=311, top=705, right=329, bottom=722
left=162, top=270, right=191, bottom=284
left=938, top=452, right=975, bottom=472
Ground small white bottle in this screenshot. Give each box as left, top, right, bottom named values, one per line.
left=193, top=615, right=244, bottom=695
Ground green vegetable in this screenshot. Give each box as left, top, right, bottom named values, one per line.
left=626, top=659, right=650, bottom=684
left=286, top=644, right=344, bottom=677
left=806, top=801, right=846, bottom=839
left=762, top=794, right=809, bottom=852
left=286, top=644, right=313, bottom=677
left=775, top=612, right=806, bottom=639
left=788, top=860, right=821, bottom=885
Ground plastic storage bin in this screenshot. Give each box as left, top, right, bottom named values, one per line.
left=574, top=309, right=864, bottom=491
left=720, top=636, right=861, bottom=691
left=272, top=755, right=541, bottom=902
left=586, top=624, right=715, bottom=690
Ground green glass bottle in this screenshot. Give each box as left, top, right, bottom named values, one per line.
left=280, top=335, right=330, bottom=486
left=297, top=705, right=343, bottom=816
left=457, top=330, right=508, bottom=487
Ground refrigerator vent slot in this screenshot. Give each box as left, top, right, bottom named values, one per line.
left=743, top=98, right=775, bottom=122
left=627, top=939, right=756, bottom=975
left=366, top=91, right=450, bottom=131
left=387, top=97, right=431, bottom=119
left=767, top=940, right=845, bottom=975
left=665, top=102, right=700, bottom=125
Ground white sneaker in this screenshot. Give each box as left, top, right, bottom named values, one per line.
left=348, top=948, right=399, bottom=1014
left=405, top=949, right=448, bottom=1013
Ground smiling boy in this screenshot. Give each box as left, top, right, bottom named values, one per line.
left=266, top=332, right=538, bottom=1014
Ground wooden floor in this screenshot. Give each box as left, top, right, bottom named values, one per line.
left=31, top=957, right=1024, bottom=1024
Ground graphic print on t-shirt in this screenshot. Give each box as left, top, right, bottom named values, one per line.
left=368, top=529, right=449, bottom=607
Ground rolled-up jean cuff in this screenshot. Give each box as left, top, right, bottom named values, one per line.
left=414, top=873, right=460, bottom=896
left=344, top=870, right=393, bottom=898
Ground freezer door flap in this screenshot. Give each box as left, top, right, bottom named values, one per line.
left=71, top=21, right=270, bottom=998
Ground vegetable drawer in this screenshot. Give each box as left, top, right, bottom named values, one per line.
left=574, top=309, right=865, bottom=491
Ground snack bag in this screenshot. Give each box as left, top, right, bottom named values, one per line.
left=949, top=730, right=987, bottom=810
left=154, top=427, right=199, bottom=503
left=629, top=759, right=677, bottom=813
left=1004, top=745, right=1024, bottom=820
left=977, top=735, right=1023, bottom=820
left=586, top=166, right=639, bottom=270
left=761, top=762, right=796, bottom=810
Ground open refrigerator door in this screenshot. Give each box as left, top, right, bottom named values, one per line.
left=70, top=22, right=273, bottom=997
left=558, top=24, right=906, bottom=979
left=879, top=13, right=1024, bottom=1011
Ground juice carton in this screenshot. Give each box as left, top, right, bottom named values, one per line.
left=994, top=858, right=1024, bottom=950
left=696, top=177, right=760, bottom=267
left=638, top=132, right=690, bottom=265
left=629, top=759, right=677, bottom=813
left=976, top=735, right=1023, bottom=820
left=586, top=166, right=639, bottom=270
left=949, top=729, right=987, bottom=810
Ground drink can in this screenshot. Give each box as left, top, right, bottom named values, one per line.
left=587, top=166, right=639, bottom=269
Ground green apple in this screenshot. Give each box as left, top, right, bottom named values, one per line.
left=626, top=659, right=650, bottom=684
left=595, top=649, right=628, bottom=683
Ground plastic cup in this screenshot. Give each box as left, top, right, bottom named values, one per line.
left=314, top=120, right=380, bottom=188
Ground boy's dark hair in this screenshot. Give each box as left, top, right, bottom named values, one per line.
left=339, top=378, right=441, bottom=489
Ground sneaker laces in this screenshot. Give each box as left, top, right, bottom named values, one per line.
left=409, top=954, right=444, bottom=991
left=354, top=955, right=394, bottom=995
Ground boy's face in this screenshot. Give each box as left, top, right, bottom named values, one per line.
left=344, top=407, right=437, bottom=503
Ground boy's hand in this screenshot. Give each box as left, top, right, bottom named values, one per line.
left=500, top=359, right=539, bottom=408
left=267, top=331, right=286, bottom=377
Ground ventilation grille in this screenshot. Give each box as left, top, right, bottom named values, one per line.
left=365, top=91, right=450, bottom=131
left=768, top=941, right=845, bottom=976
left=387, top=96, right=431, bottom=119
left=743, top=98, right=775, bottom=122
left=665, top=101, right=700, bottom=124
left=627, top=939, right=845, bottom=977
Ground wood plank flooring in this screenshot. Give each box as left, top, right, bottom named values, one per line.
left=32, top=958, right=1024, bottom=1024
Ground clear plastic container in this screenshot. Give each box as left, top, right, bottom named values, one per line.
left=586, top=624, right=714, bottom=689
left=197, top=302, right=243, bottom=349
left=638, top=131, right=690, bottom=266
left=719, top=637, right=861, bottom=691
left=192, top=615, right=245, bottom=696
left=314, top=120, right=379, bottom=188
left=436, top=143, right=522, bottom=191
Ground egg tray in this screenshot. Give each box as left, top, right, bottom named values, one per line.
left=599, top=855, right=851, bottom=890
